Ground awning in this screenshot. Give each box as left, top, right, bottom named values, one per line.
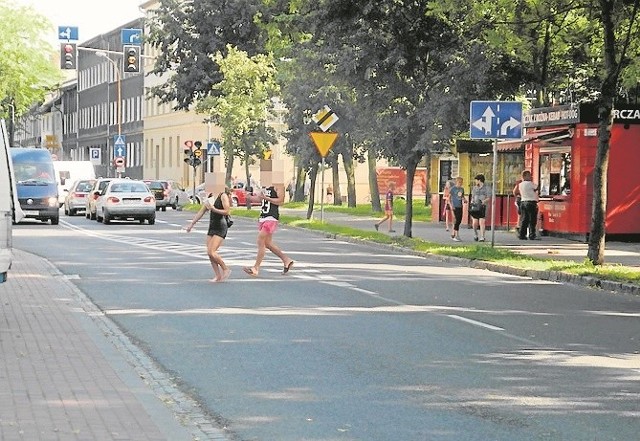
left=496, top=127, right=574, bottom=152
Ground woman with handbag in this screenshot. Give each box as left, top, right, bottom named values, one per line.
left=470, top=174, right=491, bottom=242
left=185, top=188, right=233, bottom=282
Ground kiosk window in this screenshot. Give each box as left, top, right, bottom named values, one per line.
left=539, top=151, right=571, bottom=196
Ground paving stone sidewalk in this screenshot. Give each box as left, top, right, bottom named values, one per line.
left=0, top=249, right=223, bottom=441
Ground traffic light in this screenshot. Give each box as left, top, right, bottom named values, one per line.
left=60, top=43, right=77, bottom=70
left=192, top=141, right=202, bottom=167
left=123, top=45, right=140, bottom=73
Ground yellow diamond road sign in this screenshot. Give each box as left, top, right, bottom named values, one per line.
left=312, top=105, right=339, bottom=132
left=309, top=132, right=339, bottom=158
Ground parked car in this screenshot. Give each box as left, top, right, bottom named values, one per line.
left=143, top=180, right=169, bottom=211
left=188, top=182, right=261, bottom=207
left=85, top=178, right=113, bottom=220
left=63, top=179, right=95, bottom=216
left=94, top=179, right=156, bottom=224
left=164, top=179, right=190, bottom=209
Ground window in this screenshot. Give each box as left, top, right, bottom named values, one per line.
left=539, top=149, right=571, bottom=196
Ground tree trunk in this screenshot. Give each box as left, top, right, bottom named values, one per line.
left=588, top=0, right=619, bottom=265
left=404, top=156, right=419, bottom=238
left=306, top=163, right=318, bottom=219
left=294, top=166, right=306, bottom=202
left=225, top=153, right=234, bottom=187
left=244, top=152, right=252, bottom=210
left=342, top=150, right=357, bottom=208
left=331, top=159, right=340, bottom=205
left=368, top=146, right=381, bottom=211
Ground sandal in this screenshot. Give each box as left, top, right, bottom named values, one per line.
left=282, top=261, right=294, bottom=275
left=243, top=267, right=258, bottom=277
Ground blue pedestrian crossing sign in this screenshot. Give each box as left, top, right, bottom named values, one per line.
left=207, top=141, right=221, bottom=156
left=470, top=101, right=523, bottom=140
left=113, top=135, right=126, bottom=158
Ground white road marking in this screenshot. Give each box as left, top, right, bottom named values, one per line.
left=447, top=314, right=504, bottom=331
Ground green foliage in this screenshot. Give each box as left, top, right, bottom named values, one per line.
left=0, top=1, right=62, bottom=117
left=145, top=0, right=268, bottom=109
left=196, top=45, right=279, bottom=179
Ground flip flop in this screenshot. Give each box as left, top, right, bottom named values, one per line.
left=243, top=267, right=258, bottom=277
left=282, top=261, right=294, bottom=275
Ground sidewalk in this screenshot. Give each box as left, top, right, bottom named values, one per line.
left=0, top=249, right=227, bottom=441
left=283, top=208, right=640, bottom=268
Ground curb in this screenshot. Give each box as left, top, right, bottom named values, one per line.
left=304, top=228, right=640, bottom=297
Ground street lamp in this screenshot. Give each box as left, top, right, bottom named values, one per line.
left=96, top=51, right=121, bottom=137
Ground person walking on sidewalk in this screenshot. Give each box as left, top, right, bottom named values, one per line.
left=374, top=181, right=396, bottom=233
left=443, top=177, right=455, bottom=231
left=449, top=177, right=466, bottom=241
left=185, top=188, right=233, bottom=282
left=243, top=184, right=294, bottom=277
left=515, top=170, right=540, bottom=240
left=470, top=174, right=491, bottom=242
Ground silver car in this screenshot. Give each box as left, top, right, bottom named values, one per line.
left=63, top=179, right=95, bottom=216
left=85, top=178, right=113, bottom=220
left=94, top=179, right=156, bottom=225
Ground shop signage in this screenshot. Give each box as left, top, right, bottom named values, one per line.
left=524, top=103, right=640, bottom=128
left=523, top=104, right=579, bottom=128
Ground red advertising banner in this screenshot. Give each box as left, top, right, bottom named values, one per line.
left=375, top=167, right=427, bottom=196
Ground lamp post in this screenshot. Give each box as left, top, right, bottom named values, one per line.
left=7, top=102, right=15, bottom=147
left=96, top=52, right=121, bottom=177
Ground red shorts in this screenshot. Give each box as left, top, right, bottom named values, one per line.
left=258, top=219, right=279, bottom=234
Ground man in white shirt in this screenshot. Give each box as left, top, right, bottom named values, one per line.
left=516, top=170, right=539, bottom=240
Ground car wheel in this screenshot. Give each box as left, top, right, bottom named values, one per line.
left=139, top=218, right=145, bottom=224
left=148, top=215, right=155, bottom=225
left=103, top=210, right=111, bottom=224
left=64, top=205, right=69, bottom=215
left=161, top=205, right=167, bottom=212
left=69, top=208, right=76, bottom=216
left=50, top=216, right=59, bottom=225
left=90, top=210, right=96, bottom=220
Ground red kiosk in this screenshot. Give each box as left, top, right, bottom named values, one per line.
left=522, top=102, right=640, bottom=239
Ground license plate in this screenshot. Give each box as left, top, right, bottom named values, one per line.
left=23, top=210, right=39, bottom=216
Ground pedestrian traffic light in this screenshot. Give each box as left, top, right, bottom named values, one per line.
left=123, top=45, right=140, bottom=73
left=60, top=43, right=77, bottom=70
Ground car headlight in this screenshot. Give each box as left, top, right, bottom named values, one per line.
left=48, top=197, right=58, bottom=207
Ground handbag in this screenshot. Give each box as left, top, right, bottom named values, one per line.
left=469, top=201, right=483, bottom=214
left=225, top=215, right=234, bottom=228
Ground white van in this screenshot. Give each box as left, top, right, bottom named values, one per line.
left=0, top=120, right=24, bottom=282
left=53, top=160, right=96, bottom=206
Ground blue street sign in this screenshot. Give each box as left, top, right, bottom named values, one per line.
left=58, top=26, right=79, bottom=41
left=113, top=135, right=126, bottom=158
left=470, top=101, right=523, bottom=140
left=121, top=29, right=143, bottom=45
left=207, top=141, right=221, bottom=156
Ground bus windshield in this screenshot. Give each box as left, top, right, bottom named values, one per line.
left=13, top=161, right=56, bottom=185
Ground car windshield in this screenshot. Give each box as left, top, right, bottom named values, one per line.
left=111, top=182, right=148, bottom=193
left=147, top=182, right=163, bottom=190
left=76, top=181, right=94, bottom=192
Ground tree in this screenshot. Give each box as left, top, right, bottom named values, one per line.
left=588, top=0, right=640, bottom=264
left=291, top=0, right=519, bottom=237
left=145, top=0, right=268, bottom=109
left=0, top=1, right=62, bottom=145
left=197, top=46, right=279, bottom=190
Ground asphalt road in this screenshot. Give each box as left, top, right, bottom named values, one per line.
left=13, top=210, right=640, bottom=441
